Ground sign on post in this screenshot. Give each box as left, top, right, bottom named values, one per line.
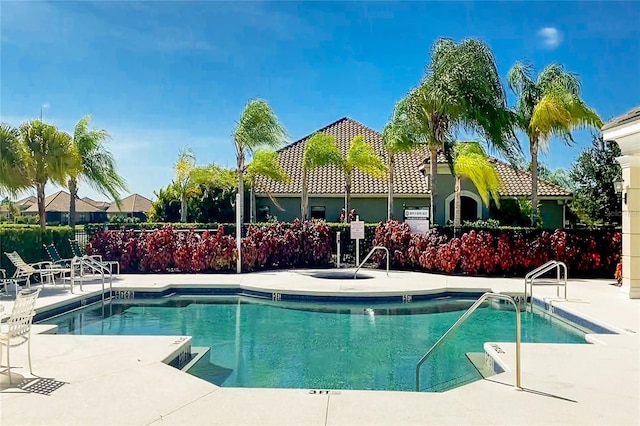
left=350, top=218, right=365, bottom=266
left=404, top=209, right=430, bottom=234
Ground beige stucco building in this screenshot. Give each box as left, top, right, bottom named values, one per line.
left=603, top=106, right=640, bottom=299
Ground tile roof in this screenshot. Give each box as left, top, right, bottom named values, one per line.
left=602, top=106, right=640, bottom=131
left=23, top=191, right=103, bottom=213
left=82, top=197, right=111, bottom=210
left=107, top=193, right=153, bottom=214
left=255, top=117, right=430, bottom=195
left=15, top=195, right=37, bottom=209
left=254, top=117, right=571, bottom=198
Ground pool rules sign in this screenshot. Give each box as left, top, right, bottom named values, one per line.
left=404, top=209, right=430, bottom=234
left=351, top=217, right=365, bottom=265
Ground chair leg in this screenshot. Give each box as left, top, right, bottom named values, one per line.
left=28, top=334, right=33, bottom=375
left=7, top=344, right=11, bottom=385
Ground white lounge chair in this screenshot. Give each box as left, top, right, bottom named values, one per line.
left=4, top=251, right=72, bottom=289
left=0, top=288, right=41, bottom=384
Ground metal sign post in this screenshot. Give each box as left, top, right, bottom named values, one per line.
left=350, top=216, right=365, bottom=266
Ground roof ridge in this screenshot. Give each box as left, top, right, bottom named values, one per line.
left=489, top=158, right=572, bottom=195
left=277, top=117, right=377, bottom=153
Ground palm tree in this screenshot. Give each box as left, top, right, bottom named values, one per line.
left=451, top=142, right=502, bottom=228
left=301, top=133, right=343, bottom=220
left=341, top=135, right=388, bottom=220
left=397, top=38, right=519, bottom=226
left=246, top=149, right=291, bottom=222
left=507, top=62, right=602, bottom=225
left=68, top=115, right=128, bottom=229
left=0, top=123, right=30, bottom=195
left=9, top=120, right=81, bottom=230
left=382, top=98, right=425, bottom=220
left=233, top=99, right=287, bottom=225
left=174, top=147, right=198, bottom=223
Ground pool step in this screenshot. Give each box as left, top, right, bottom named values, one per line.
left=466, top=352, right=496, bottom=379
left=181, top=346, right=210, bottom=371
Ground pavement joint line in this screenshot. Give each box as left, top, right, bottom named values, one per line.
left=143, top=387, right=221, bottom=426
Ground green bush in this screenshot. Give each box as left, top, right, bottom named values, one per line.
left=0, top=225, right=74, bottom=276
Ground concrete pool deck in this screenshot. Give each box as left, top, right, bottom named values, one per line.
left=0, top=269, right=638, bottom=425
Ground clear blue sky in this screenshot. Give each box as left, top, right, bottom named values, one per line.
left=2, top=1, right=639, bottom=201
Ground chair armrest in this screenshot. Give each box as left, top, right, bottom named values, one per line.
left=31, top=261, right=54, bottom=269
left=0, top=269, right=5, bottom=279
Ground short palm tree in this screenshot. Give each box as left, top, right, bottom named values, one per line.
left=451, top=142, right=502, bottom=228
left=341, top=135, right=388, bottom=220
left=8, top=120, right=81, bottom=230
left=246, top=149, right=291, bottom=222
left=301, top=133, right=343, bottom=220
left=397, top=38, right=519, bottom=226
left=68, top=115, right=128, bottom=229
left=507, top=62, right=602, bottom=225
left=174, top=147, right=199, bottom=223
left=233, top=99, right=287, bottom=224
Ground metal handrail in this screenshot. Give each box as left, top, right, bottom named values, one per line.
left=71, top=256, right=113, bottom=308
left=354, top=246, right=389, bottom=279
left=415, top=292, right=521, bottom=392
left=524, top=261, right=567, bottom=305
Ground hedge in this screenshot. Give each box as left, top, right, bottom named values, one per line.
left=0, top=225, right=75, bottom=276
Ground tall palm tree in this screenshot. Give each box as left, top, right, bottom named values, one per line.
left=382, top=98, right=425, bottom=220
left=451, top=142, right=502, bottom=228
left=246, top=149, right=291, bottom=222
left=507, top=62, right=602, bottom=225
left=233, top=99, right=287, bottom=225
left=341, top=135, right=388, bottom=220
left=68, top=115, right=128, bottom=229
left=10, top=120, right=81, bottom=230
left=398, top=38, right=519, bottom=226
left=0, top=123, right=30, bottom=195
left=301, top=133, right=343, bottom=220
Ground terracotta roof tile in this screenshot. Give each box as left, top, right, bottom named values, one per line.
left=602, top=106, right=640, bottom=131
left=24, top=191, right=103, bottom=213
left=107, top=193, right=153, bottom=214
left=255, top=117, right=571, bottom=198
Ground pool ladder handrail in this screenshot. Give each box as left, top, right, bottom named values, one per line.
left=415, top=292, right=521, bottom=392
left=524, top=260, right=568, bottom=307
left=354, top=246, right=389, bottom=279
left=71, top=256, right=113, bottom=308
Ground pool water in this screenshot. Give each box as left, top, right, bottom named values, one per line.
left=44, top=296, right=586, bottom=392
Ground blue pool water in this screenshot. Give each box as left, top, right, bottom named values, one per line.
left=44, top=296, right=586, bottom=392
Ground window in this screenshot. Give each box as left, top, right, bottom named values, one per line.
left=257, top=205, right=271, bottom=222
left=310, top=206, right=326, bottom=220
left=449, top=196, right=479, bottom=222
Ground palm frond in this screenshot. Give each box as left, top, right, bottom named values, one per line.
left=233, top=99, right=288, bottom=155
left=0, top=123, right=30, bottom=194
left=247, top=149, right=291, bottom=183
left=536, top=63, right=581, bottom=96
left=453, top=141, right=502, bottom=207
left=346, top=135, right=387, bottom=179
left=303, top=133, right=343, bottom=171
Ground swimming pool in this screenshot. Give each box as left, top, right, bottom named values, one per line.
left=43, top=295, right=587, bottom=392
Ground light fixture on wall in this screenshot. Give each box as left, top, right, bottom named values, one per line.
left=613, top=177, right=627, bottom=205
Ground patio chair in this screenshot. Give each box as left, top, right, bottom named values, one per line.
left=0, top=288, right=41, bottom=384
left=43, top=243, right=74, bottom=269
left=4, top=251, right=72, bottom=289
left=69, top=239, right=120, bottom=275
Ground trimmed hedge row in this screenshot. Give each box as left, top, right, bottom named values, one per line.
left=0, top=226, right=75, bottom=276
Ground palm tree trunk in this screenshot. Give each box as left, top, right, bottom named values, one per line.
left=530, top=139, right=539, bottom=226
left=454, top=176, right=462, bottom=230
left=68, top=177, right=77, bottom=230
left=36, top=183, right=46, bottom=231
left=345, top=173, right=351, bottom=223
left=301, top=170, right=308, bottom=220
left=429, top=148, right=438, bottom=227
left=250, top=177, right=255, bottom=223
left=237, top=154, right=245, bottom=225
left=387, top=153, right=394, bottom=220
left=180, top=194, right=188, bottom=223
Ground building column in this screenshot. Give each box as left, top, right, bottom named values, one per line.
left=617, top=155, right=640, bottom=298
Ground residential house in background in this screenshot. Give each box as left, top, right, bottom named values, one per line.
left=107, top=193, right=153, bottom=221
left=254, top=117, right=572, bottom=227
left=22, top=191, right=107, bottom=224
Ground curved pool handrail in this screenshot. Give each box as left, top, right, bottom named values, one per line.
left=415, top=292, right=522, bottom=392
left=354, top=246, right=389, bottom=279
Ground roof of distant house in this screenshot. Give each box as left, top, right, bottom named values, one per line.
left=82, top=197, right=111, bottom=210
left=15, top=195, right=37, bottom=208
left=23, top=191, right=103, bottom=213
left=106, top=193, right=153, bottom=214
left=254, top=117, right=572, bottom=198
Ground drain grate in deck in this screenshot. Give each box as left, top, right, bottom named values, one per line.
left=17, top=378, right=66, bottom=396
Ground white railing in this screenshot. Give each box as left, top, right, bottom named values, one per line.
left=71, top=256, right=113, bottom=307
left=354, top=246, right=389, bottom=279
left=415, top=292, right=522, bottom=392
left=524, top=260, right=568, bottom=308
